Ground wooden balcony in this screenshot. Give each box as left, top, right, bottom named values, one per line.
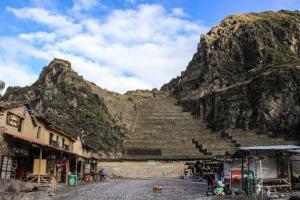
left=49, top=140, right=59, bottom=148
left=63, top=144, right=70, bottom=151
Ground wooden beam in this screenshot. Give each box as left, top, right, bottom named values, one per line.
left=75, top=157, right=78, bottom=176
left=37, top=147, right=43, bottom=187
left=65, top=159, right=69, bottom=186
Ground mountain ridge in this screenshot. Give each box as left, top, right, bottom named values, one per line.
left=3, top=10, right=300, bottom=155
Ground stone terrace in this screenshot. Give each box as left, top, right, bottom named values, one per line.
left=124, top=93, right=235, bottom=159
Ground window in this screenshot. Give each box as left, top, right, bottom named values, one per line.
left=17, top=119, right=23, bottom=132
left=49, top=133, right=54, bottom=143
left=62, top=138, right=65, bottom=147
left=57, top=135, right=61, bottom=148
left=36, top=127, right=41, bottom=139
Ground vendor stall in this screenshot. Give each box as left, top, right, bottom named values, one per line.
left=236, top=145, right=300, bottom=197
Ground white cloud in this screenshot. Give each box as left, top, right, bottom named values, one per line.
left=72, top=0, right=99, bottom=12
left=71, top=0, right=107, bottom=18
left=19, top=32, right=57, bottom=43
left=0, top=57, right=38, bottom=94
left=6, top=7, right=82, bottom=36
left=3, top=3, right=208, bottom=93
left=172, top=8, right=188, bottom=17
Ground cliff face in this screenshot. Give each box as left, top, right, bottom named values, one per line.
left=3, top=59, right=135, bottom=155
left=162, top=10, right=300, bottom=138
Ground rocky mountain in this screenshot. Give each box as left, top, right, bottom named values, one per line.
left=3, top=59, right=138, bottom=156
left=162, top=10, right=300, bottom=139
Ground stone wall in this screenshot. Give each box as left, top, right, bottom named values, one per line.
left=98, top=161, right=187, bottom=179
left=0, top=132, right=9, bottom=168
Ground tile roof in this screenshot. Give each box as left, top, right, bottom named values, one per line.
left=0, top=100, right=30, bottom=109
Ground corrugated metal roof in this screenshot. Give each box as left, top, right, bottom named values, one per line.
left=239, top=145, right=300, bottom=151
left=288, top=149, right=300, bottom=154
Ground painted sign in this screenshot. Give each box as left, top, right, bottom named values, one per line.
left=6, top=112, right=21, bottom=128
left=224, top=161, right=242, bottom=179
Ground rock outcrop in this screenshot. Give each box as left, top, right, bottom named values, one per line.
left=3, top=59, right=131, bottom=155
left=162, top=10, right=300, bottom=139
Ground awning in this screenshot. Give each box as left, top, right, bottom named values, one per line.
left=3, top=131, right=47, bottom=147
left=2, top=131, right=100, bottom=161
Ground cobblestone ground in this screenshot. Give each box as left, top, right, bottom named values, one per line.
left=50, top=179, right=212, bottom=200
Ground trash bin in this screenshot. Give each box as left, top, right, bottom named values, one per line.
left=68, top=175, right=77, bottom=186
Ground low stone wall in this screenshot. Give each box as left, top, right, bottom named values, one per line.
left=0, top=179, right=37, bottom=193
left=0, top=179, right=42, bottom=200
left=98, top=161, right=186, bottom=179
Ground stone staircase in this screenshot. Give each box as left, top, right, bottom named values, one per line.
left=124, top=93, right=234, bottom=160
left=221, top=129, right=298, bottom=147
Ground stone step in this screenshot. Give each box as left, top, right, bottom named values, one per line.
left=140, top=112, right=192, bottom=117
left=125, top=146, right=200, bottom=154
left=138, top=119, right=201, bottom=124
left=237, top=140, right=296, bottom=147
left=125, top=139, right=194, bottom=144
left=161, top=148, right=200, bottom=155
left=201, top=144, right=235, bottom=150
left=125, top=143, right=197, bottom=149
left=134, top=125, right=207, bottom=130
left=130, top=134, right=215, bottom=140
left=123, top=154, right=210, bottom=160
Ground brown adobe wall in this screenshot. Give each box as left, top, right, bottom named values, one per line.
left=98, top=161, right=187, bottom=179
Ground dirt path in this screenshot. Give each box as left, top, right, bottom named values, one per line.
left=49, top=179, right=211, bottom=200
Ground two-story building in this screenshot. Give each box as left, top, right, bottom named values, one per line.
left=0, top=100, right=98, bottom=186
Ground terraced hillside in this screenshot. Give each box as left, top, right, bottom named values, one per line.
left=124, top=92, right=235, bottom=159
left=221, top=129, right=298, bottom=147
left=124, top=91, right=298, bottom=160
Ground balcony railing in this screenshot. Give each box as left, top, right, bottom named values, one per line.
left=63, top=144, right=70, bottom=151
left=49, top=140, right=59, bottom=148
left=49, top=140, right=72, bottom=151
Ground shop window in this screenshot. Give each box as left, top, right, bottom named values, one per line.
left=0, top=155, right=17, bottom=179
left=36, top=127, right=41, bottom=139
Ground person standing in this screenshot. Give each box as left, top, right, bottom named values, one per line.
left=99, top=168, right=106, bottom=181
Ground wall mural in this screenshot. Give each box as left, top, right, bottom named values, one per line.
left=6, top=112, right=21, bottom=128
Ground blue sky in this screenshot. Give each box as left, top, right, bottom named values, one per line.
left=0, top=0, right=299, bottom=93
